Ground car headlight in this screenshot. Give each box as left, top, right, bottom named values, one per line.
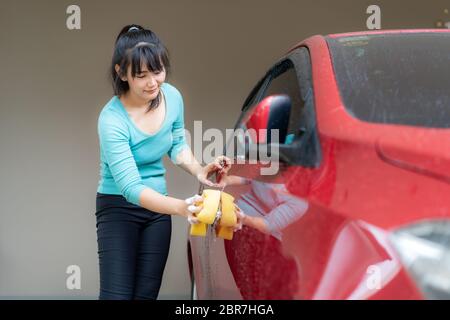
left=390, top=220, right=450, bottom=299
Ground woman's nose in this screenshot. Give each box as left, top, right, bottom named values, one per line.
left=148, top=76, right=157, bottom=87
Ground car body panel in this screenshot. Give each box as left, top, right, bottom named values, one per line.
left=189, top=29, right=450, bottom=300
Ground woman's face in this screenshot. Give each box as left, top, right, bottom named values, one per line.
left=116, top=63, right=166, bottom=104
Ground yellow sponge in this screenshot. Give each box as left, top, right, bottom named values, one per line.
left=190, top=222, right=207, bottom=236
left=215, top=225, right=234, bottom=240
left=215, top=192, right=238, bottom=240
left=189, top=189, right=239, bottom=240
left=196, top=189, right=221, bottom=224
left=219, top=192, right=237, bottom=227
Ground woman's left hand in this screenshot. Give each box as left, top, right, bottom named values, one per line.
left=233, top=204, right=246, bottom=232
left=196, top=156, right=231, bottom=188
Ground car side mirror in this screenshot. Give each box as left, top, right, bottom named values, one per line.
left=243, top=94, right=291, bottom=145
left=228, top=94, right=314, bottom=166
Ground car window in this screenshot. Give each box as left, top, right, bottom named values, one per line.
left=241, top=76, right=270, bottom=114
left=237, top=58, right=305, bottom=145
left=327, top=33, right=450, bottom=128
left=260, top=60, right=305, bottom=144
left=227, top=47, right=321, bottom=167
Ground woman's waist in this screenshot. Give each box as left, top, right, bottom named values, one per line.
left=97, top=176, right=168, bottom=195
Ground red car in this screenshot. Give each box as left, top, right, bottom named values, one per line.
left=188, top=29, right=450, bottom=300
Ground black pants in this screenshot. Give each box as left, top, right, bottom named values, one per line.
left=95, top=192, right=172, bottom=300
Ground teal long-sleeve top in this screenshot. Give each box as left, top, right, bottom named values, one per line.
left=97, top=82, right=190, bottom=206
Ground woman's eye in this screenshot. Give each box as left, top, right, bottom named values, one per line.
left=137, top=71, right=162, bottom=78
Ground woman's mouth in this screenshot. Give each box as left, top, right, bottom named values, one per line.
left=145, top=88, right=158, bottom=94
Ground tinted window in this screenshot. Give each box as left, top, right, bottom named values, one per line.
left=261, top=60, right=305, bottom=140
left=327, top=33, right=450, bottom=128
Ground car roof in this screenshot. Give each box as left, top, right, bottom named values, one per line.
left=327, top=28, right=450, bottom=38
left=287, top=29, right=450, bottom=55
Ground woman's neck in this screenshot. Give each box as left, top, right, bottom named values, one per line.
left=120, top=92, right=150, bottom=110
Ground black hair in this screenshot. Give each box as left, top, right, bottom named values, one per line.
left=110, top=24, right=170, bottom=112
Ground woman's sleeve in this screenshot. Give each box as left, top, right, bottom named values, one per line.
left=263, top=194, right=309, bottom=233
left=98, top=113, right=147, bottom=205
left=167, top=92, right=190, bottom=164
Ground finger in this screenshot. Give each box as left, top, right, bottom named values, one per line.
left=221, top=157, right=231, bottom=168
left=216, top=181, right=227, bottom=189
left=220, top=156, right=231, bottom=167
left=204, top=180, right=215, bottom=187
left=193, top=194, right=203, bottom=203
left=188, top=216, right=199, bottom=225
left=216, top=163, right=225, bottom=171
left=191, top=217, right=199, bottom=224
left=186, top=195, right=203, bottom=205
left=185, top=196, right=195, bottom=205
left=202, top=181, right=211, bottom=187
left=188, top=205, right=202, bottom=213
left=215, top=157, right=226, bottom=168
left=199, top=177, right=212, bottom=187
left=207, top=162, right=218, bottom=169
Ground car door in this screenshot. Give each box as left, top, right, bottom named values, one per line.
left=207, top=47, right=322, bottom=299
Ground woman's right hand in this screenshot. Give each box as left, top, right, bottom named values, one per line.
left=183, top=194, right=204, bottom=224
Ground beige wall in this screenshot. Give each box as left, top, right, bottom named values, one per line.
left=0, top=0, right=448, bottom=298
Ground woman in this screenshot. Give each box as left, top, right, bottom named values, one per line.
left=96, top=24, right=230, bottom=300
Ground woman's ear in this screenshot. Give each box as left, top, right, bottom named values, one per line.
left=115, top=64, right=127, bottom=81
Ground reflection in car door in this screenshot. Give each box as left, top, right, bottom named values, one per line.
left=210, top=47, right=317, bottom=299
